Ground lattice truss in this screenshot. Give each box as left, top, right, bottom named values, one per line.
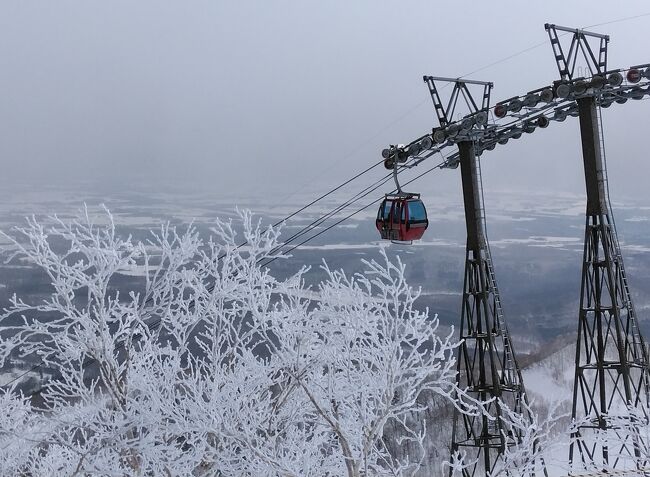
left=453, top=244, right=533, bottom=477
left=420, top=79, right=541, bottom=477
left=381, top=22, right=650, bottom=477
left=570, top=212, right=650, bottom=469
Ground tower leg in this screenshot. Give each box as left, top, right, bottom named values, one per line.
left=569, top=96, right=650, bottom=471
left=449, top=142, right=539, bottom=477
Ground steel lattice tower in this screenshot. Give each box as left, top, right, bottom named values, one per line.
left=383, top=22, right=650, bottom=477
left=450, top=140, right=536, bottom=477
left=543, top=24, right=650, bottom=471
left=422, top=77, right=542, bottom=477
left=569, top=94, right=650, bottom=470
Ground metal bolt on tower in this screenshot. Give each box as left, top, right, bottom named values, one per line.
left=424, top=77, right=543, bottom=477
left=544, top=24, right=650, bottom=471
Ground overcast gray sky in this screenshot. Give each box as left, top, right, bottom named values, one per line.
left=1, top=1, right=649, bottom=205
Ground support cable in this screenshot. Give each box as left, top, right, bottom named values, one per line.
left=8, top=7, right=650, bottom=401
left=264, top=171, right=395, bottom=257
left=6, top=155, right=448, bottom=397
left=460, top=13, right=650, bottom=80
left=0, top=159, right=384, bottom=391
left=260, top=158, right=449, bottom=268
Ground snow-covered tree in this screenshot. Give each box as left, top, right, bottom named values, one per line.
left=0, top=208, right=476, bottom=476
left=443, top=397, right=575, bottom=477
left=571, top=403, right=650, bottom=474
left=489, top=398, right=569, bottom=477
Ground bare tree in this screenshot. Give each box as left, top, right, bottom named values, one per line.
left=0, top=209, right=477, bottom=476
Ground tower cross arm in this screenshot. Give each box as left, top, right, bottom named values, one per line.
left=544, top=23, right=610, bottom=41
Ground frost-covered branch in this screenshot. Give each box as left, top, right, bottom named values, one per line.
left=0, top=208, right=474, bottom=476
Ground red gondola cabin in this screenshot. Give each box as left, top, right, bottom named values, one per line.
left=376, top=195, right=428, bottom=242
